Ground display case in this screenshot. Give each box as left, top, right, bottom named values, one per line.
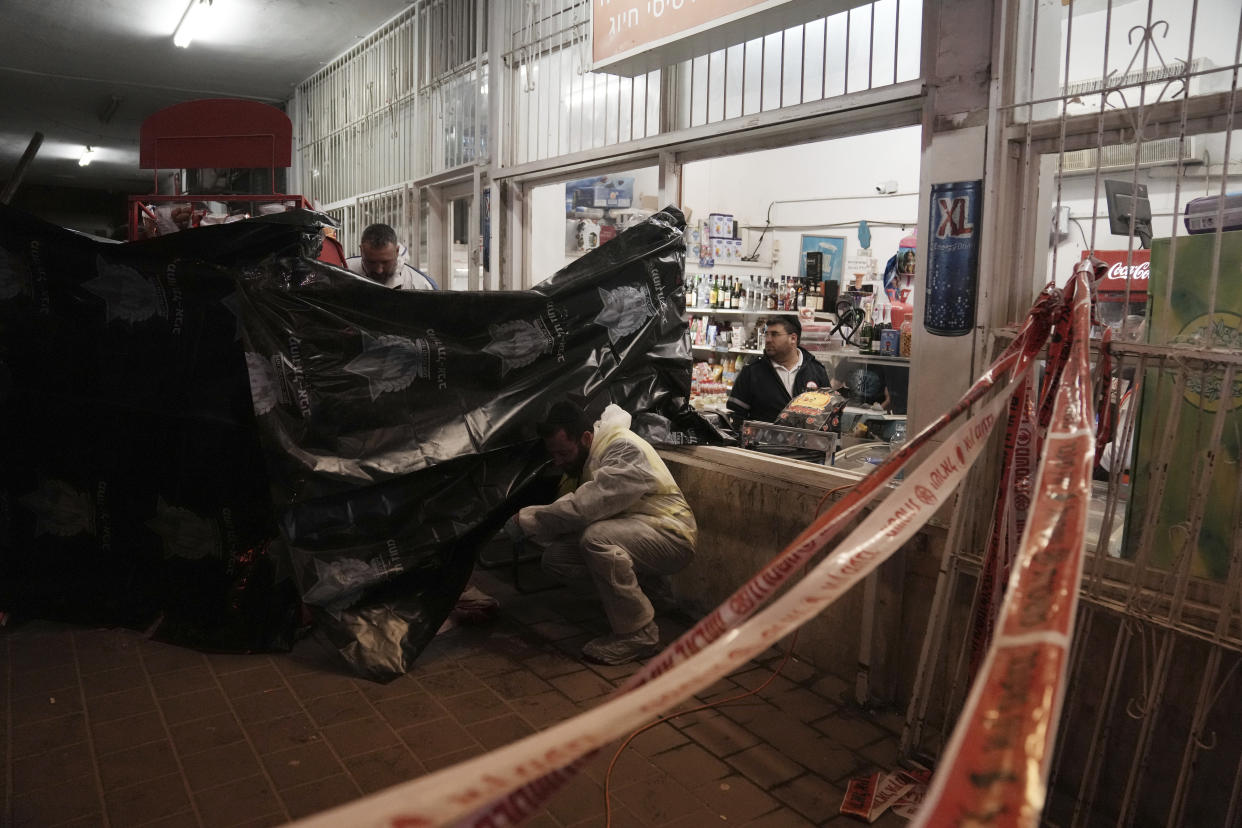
left=741, top=420, right=840, bottom=465
left=126, top=99, right=321, bottom=242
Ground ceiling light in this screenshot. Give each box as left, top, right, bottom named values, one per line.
left=173, top=0, right=213, bottom=48
left=78, top=146, right=97, bottom=167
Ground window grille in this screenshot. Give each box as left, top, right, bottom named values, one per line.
left=502, top=0, right=921, bottom=167
left=905, top=3, right=1242, bottom=826
left=291, top=1, right=486, bottom=209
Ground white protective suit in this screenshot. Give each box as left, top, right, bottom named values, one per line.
left=518, top=405, right=697, bottom=635
left=346, top=243, right=438, bottom=290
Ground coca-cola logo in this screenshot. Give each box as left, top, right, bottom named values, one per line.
left=1105, top=261, right=1149, bottom=281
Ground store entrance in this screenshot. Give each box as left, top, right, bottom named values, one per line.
left=681, top=126, right=921, bottom=468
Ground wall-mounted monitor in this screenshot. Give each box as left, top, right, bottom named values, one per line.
left=1104, top=179, right=1154, bottom=248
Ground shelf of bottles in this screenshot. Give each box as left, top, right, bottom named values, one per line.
left=687, top=272, right=826, bottom=314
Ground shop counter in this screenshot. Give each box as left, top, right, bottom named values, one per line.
left=657, top=443, right=949, bottom=707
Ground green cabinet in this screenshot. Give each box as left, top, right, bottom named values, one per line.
left=1127, top=230, right=1242, bottom=580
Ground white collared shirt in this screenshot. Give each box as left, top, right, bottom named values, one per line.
left=771, top=350, right=804, bottom=397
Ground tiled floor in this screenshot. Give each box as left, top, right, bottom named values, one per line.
left=4, top=560, right=909, bottom=827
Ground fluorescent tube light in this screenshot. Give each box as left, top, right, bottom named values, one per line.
left=78, top=146, right=97, bottom=167
left=173, top=0, right=213, bottom=49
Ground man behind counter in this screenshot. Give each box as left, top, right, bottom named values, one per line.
left=726, top=315, right=830, bottom=426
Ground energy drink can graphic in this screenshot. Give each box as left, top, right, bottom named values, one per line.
left=925, top=179, right=983, bottom=337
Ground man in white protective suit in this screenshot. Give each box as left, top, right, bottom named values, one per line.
left=505, top=402, right=697, bottom=665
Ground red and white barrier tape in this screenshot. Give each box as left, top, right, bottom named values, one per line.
left=968, top=367, right=1040, bottom=680
left=455, top=288, right=1062, bottom=827
left=291, top=367, right=1030, bottom=828
left=914, top=266, right=1095, bottom=826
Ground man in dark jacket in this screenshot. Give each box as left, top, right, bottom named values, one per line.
left=726, top=315, right=830, bottom=425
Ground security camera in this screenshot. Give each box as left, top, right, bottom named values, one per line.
left=875, top=180, right=899, bottom=195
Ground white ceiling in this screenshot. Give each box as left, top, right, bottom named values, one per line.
left=0, top=0, right=415, bottom=193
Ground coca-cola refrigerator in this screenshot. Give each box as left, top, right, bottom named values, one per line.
left=1082, top=249, right=1149, bottom=335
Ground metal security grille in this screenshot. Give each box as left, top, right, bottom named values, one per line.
left=665, top=0, right=921, bottom=130
left=904, top=2, right=1242, bottom=826
left=502, top=0, right=921, bottom=166
left=503, top=0, right=658, bottom=164
left=291, top=0, right=486, bottom=212
left=324, top=186, right=414, bottom=257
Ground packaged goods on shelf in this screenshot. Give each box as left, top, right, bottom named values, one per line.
left=879, top=328, right=901, bottom=356
left=708, top=213, right=735, bottom=238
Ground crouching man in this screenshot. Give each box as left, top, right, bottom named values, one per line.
left=506, top=402, right=697, bottom=665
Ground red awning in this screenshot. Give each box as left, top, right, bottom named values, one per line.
left=139, top=99, right=292, bottom=170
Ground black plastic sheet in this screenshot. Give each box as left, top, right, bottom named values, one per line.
left=1, top=204, right=713, bottom=680
left=238, top=206, right=715, bottom=680
left=0, top=206, right=305, bottom=651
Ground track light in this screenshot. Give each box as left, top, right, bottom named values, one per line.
left=173, top=0, right=213, bottom=49
left=78, top=146, right=97, bottom=167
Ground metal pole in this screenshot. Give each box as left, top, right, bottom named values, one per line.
left=0, top=131, right=44, bottom=205
left=1168, top=363, right=1236, bottom=623
left=1068, top=614, right=1133, bottom=827
left=1116, top=628, right=1176, bottom=828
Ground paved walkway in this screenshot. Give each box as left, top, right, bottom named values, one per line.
left=4, top=560, right=909, bottom=827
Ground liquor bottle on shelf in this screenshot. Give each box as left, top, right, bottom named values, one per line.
left=731, top=277, right=741, bottom=309
left=710, top=275, right=720, bottom=309
left=870, top=303, right=886, bottom=353
left=766, top=278, right=777, bottom=310
left=858, top=302, right=874, bottom=354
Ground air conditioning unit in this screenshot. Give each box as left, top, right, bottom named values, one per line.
left=1059, top=135, right=1203, bottom=174
left=1057, top=57, right=1219, bottom=175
